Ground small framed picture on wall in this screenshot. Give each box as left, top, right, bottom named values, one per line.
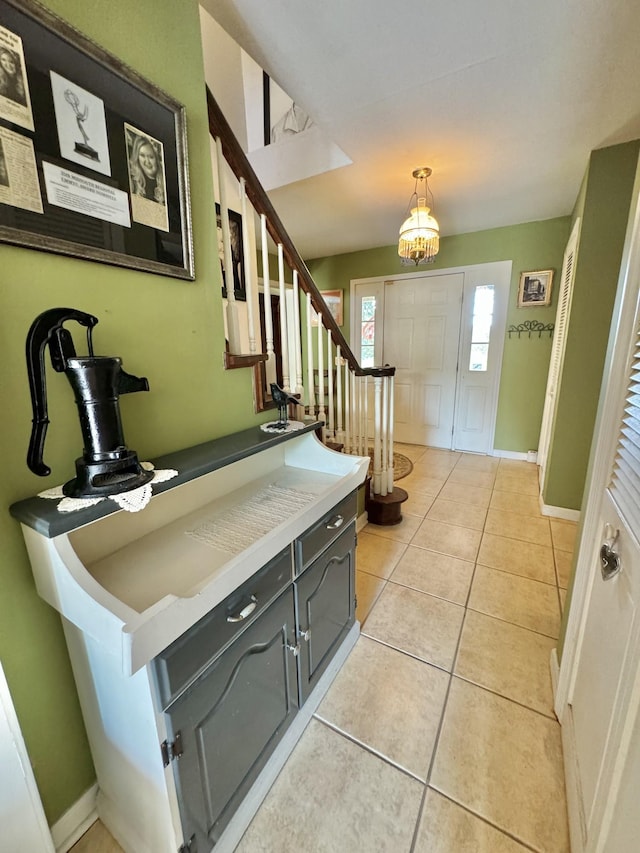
left=517, top=269, right=554, bottom=307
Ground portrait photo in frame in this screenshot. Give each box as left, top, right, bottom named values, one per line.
left=311, top=289, right=343, bottom=327
left=517, top=269, right=554, bottom=307
left=215, top=203, right=246, bottom=301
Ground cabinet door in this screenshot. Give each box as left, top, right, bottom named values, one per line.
left=164, top=587, right=298, bottom=849
left=296, top=523, right=356, bottom=705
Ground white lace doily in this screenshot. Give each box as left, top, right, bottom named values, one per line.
left=38, top=462, right=178, bottom=513
left=260, top=420, right=305, bottom=434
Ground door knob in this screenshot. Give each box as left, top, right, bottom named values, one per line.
left=600, top=526, right=621, bottom=581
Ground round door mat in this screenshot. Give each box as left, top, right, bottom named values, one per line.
left=367, top=449, right=413, bottom=481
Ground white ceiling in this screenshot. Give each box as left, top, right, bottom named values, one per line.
left=201, top=0, right=640, bottom=260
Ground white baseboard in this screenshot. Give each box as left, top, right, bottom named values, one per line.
left=356, top=512, right=368, bottom=533
left=491, top=448, right=529, bottom=460
left=539, top=497, right=581, bottom=523
left=550, top=648, right=560, bottom=707
left=50, top=784, right=98, bottom=852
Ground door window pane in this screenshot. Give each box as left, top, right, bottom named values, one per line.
left=361, top=296, right=376, bottom=367
left=469, top=285, right=494, bottom=372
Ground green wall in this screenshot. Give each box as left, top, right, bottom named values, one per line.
left=308, top=217, right=571, bottom=453
left=1, top=0, right=264, bottom=824
left=543, top=140, right=640, bottom=510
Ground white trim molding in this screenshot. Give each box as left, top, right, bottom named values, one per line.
left=491, top=448, right=530, bottom=460
left=539, top=498, right=581, bottom=523
left=50, top=784, right=98, bottom=853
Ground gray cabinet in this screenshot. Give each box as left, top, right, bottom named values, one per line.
left=11, top=425, right=369, bottom=853
left=155, top=494, right=357, bottom=851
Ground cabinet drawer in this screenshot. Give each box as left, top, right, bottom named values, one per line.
left=153, top=547, right=292, bottom=709
left=294, top=490, right=357, bottom=574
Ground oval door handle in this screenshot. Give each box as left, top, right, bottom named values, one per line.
left=326, top=515, right=344, bottom=530
left=600, top=527, right=621, bottom=581
left=226, top=595, right=257, bottom=622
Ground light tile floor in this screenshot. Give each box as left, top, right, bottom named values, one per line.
left=72, top=445, right=574, bottom=853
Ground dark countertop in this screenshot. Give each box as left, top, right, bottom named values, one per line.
left=10, top=421, right=322, bottom=539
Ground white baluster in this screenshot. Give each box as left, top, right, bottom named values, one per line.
left=239, top=179, right=256, bottom=353
left=277, top=244, right=290, bottom=392
left=260, top=215, right=274, bottom=368
left=387, top=374, right=395, bottom=493
left=364, top=375, right=369, bottom=458
left=353, top=374, right=362, bottom=456
left=360, top=376, right=367, bottom=456
left=373, top=376, right=383, bottom=495
left=214, top=137, right=242, bottom=353
left=317, top=316, right=326, bottom=436
left=344, top=363, right=351, bottom=454
left=382, top=375, right=390, bottom=494
left=336, top=347, right=343, bottom=444
left=327, top=327, right=334, bottom=438
left=292, top=271, right=304, bottom=414
left=306, top=292, right=315, bottom=419
left=350, top=364, right=357, bottom=455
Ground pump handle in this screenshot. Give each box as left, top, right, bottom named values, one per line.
left=26, top=308, right=98, bottom=476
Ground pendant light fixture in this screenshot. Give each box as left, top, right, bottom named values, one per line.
left=398, top=167, right=440, bottom=265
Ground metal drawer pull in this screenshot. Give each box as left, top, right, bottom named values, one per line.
left=326, top=514, right=344, bottom=530
left=226, top=595, right=257, bottom=622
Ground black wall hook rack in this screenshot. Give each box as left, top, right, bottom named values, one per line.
left=507, top=321, right=555, bottom=339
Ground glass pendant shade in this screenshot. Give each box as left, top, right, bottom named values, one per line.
left=398, top=167, right=440, bottom=265
left=398, top=198, right=439, bottom=264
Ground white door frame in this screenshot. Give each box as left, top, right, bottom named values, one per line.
left=351, top=261, right=510, bottom=453
left=0, top=662, right=55, bottom=852
left=555, top=158, right=640, bottom=851
left=538, top=217, right=581, bottom=480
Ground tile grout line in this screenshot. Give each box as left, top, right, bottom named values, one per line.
left=426, top=787, right=543, bottom=853
left=311, top=714, right=428, bottom=784
left=358, top=446, right=570, bottom=851
left=408, top=451, right=559, bottom=852
left=408, top=457, right=487, bottom=853
left=408, top=569, right=478, bottom=852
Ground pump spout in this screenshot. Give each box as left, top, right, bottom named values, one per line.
left=118, top=368, right=150, bottom=395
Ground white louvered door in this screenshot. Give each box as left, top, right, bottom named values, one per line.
left=538, top=218, right=580, bottom=481
left=567, top=300, right=640, bottom=851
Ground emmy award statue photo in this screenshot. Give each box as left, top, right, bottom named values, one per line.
left=64, top=87, right=98, bottom=161
left=50, top=70, right=111, bottom=177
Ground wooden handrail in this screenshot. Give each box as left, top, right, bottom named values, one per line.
left=206, top=86, right=366, bottom=372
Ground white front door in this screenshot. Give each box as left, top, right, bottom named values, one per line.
left=557, top=168, right=640, bottom=853
left=382, top=273, right=464, bottom=447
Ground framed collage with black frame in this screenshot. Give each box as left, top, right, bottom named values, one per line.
left=0, top=0, right=193, bottom=279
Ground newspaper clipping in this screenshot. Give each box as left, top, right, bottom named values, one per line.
left=0, top=24, right=34, bottom=132
left=0, top=125, right=43, bottom=213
